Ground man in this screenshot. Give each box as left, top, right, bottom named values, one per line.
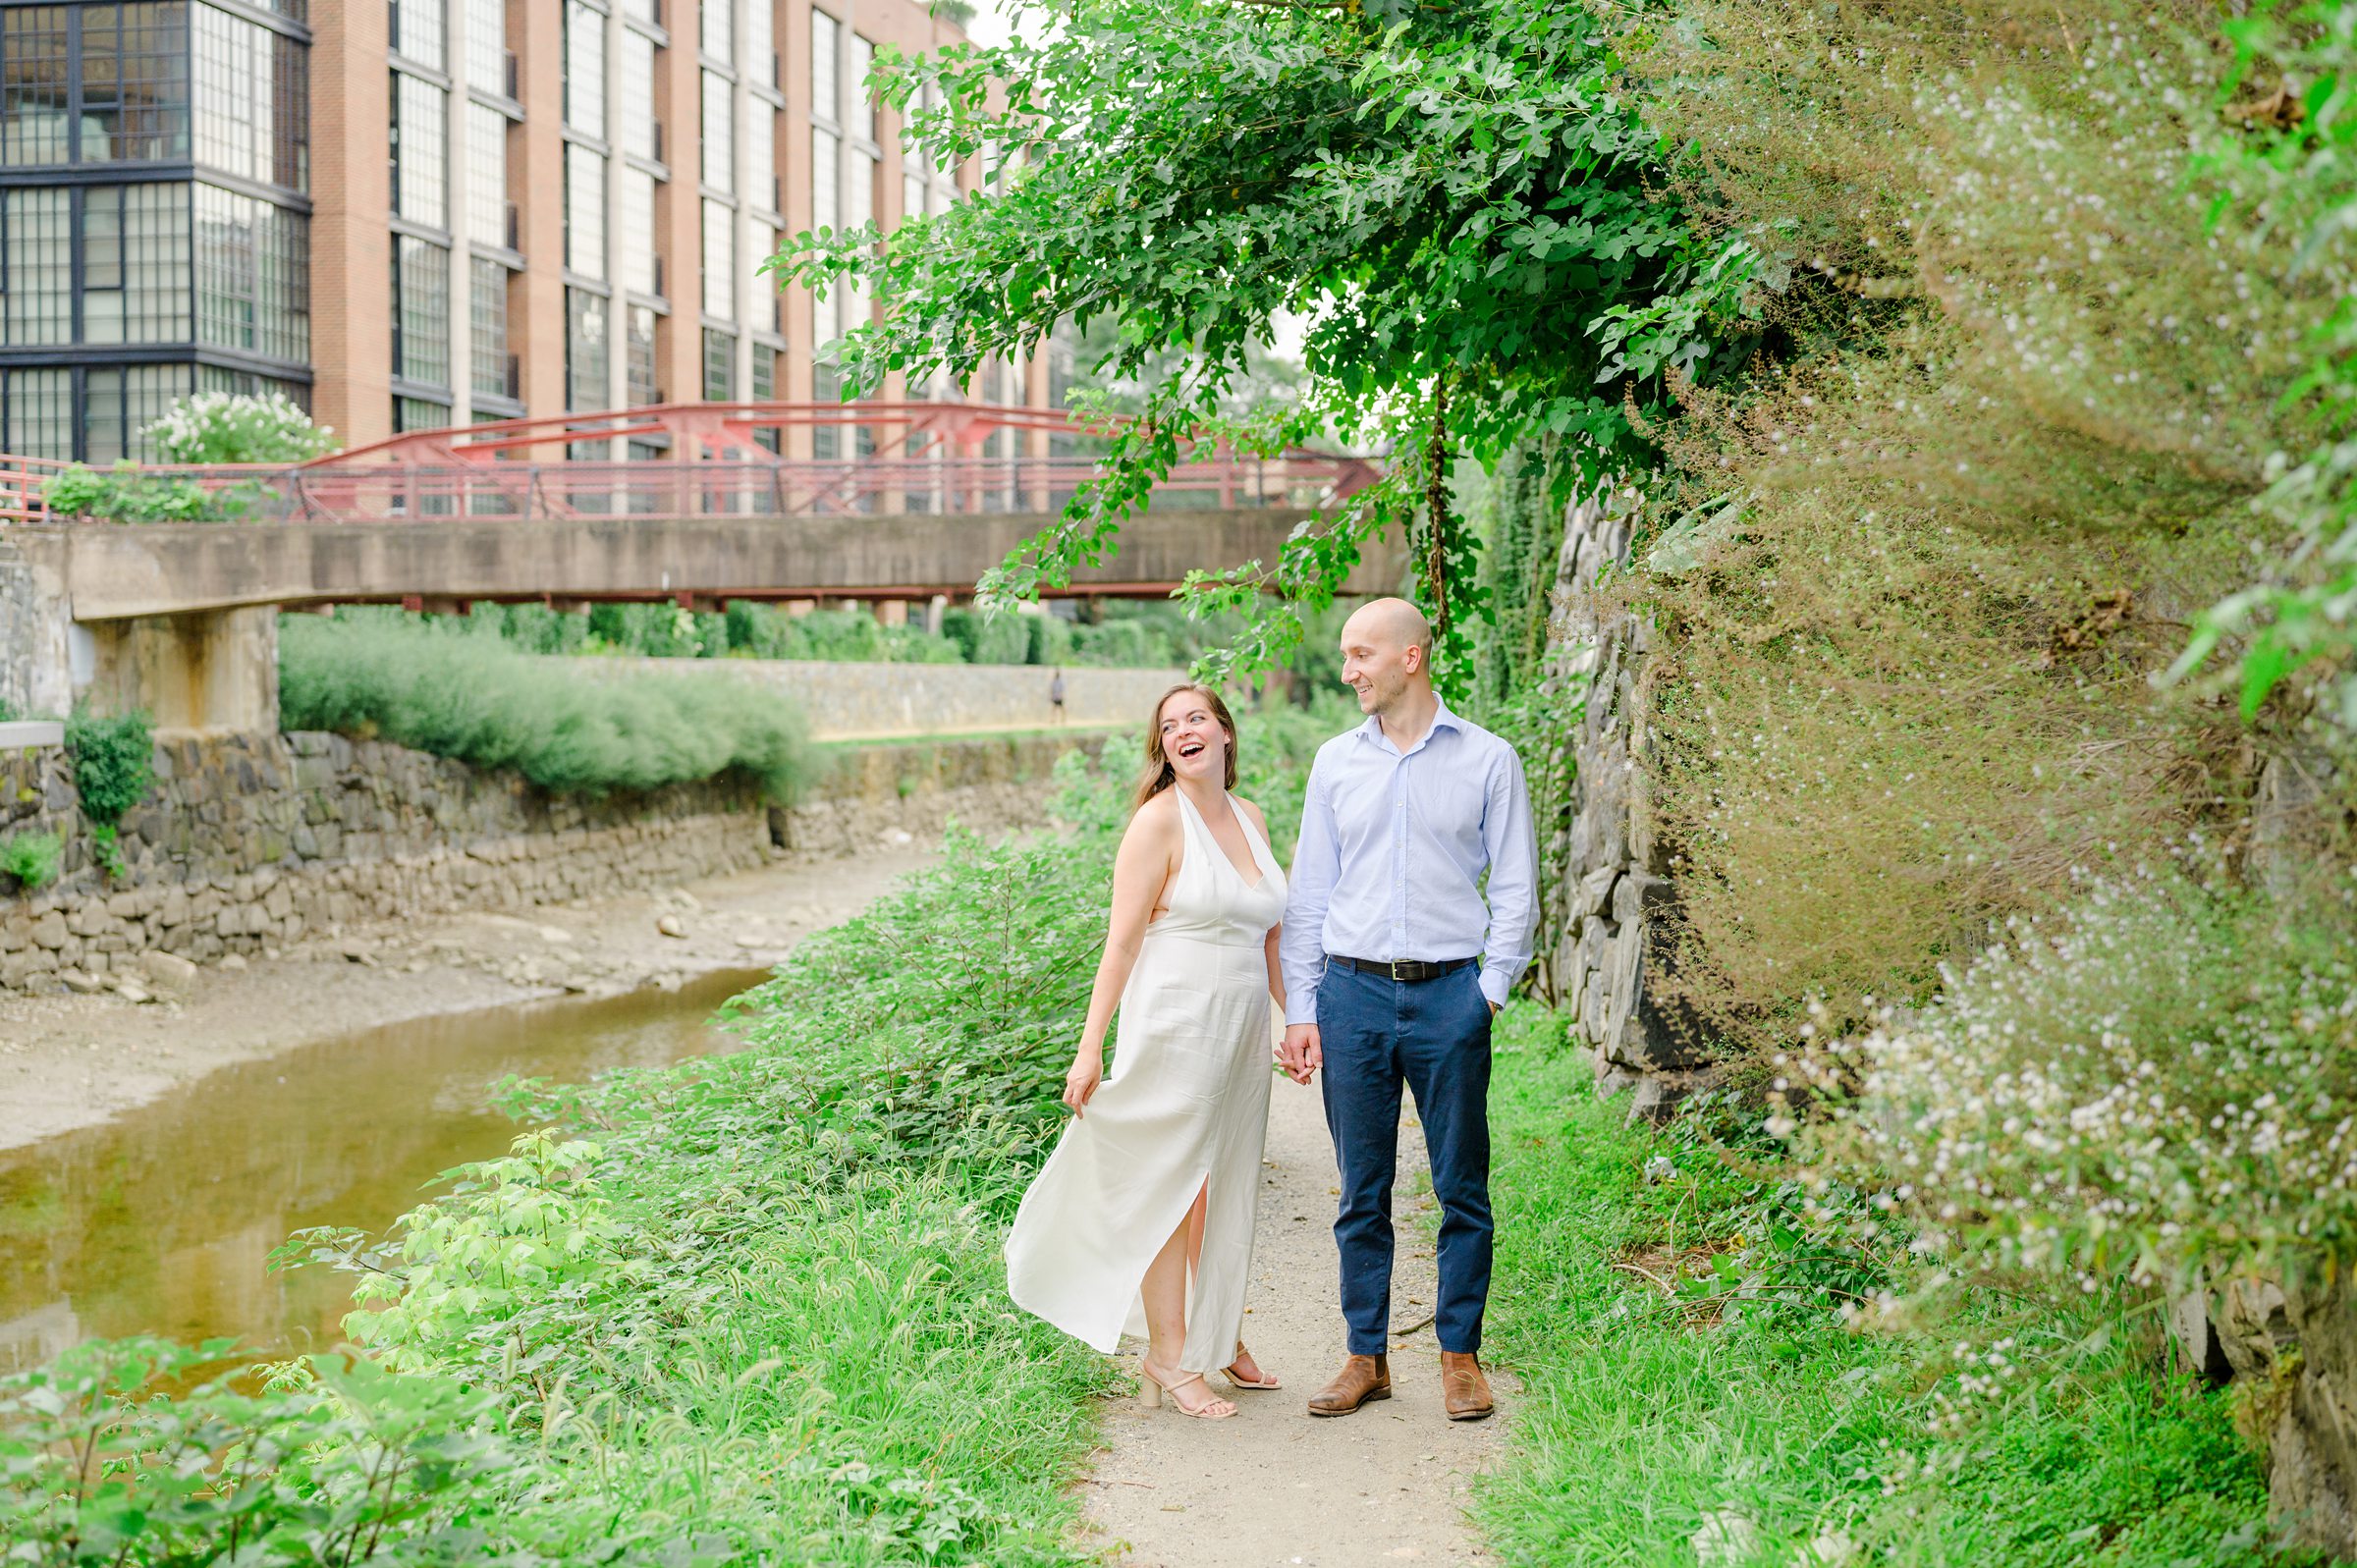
left=1279, top=597, right=1538, bottom=1423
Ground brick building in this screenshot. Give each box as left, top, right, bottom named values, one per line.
left=0, top=0, right=1044, bottom=461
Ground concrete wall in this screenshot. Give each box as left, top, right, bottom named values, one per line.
left=20, top=508, right=1400, bottom=620
left=0, top=729, right=1110, bottom=994
left=628, top=658, right=1183, bottom=739
left=0, top=535, right=73, bottom=721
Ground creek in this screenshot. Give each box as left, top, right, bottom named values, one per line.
left=0, top=969, right=764, bottom=1375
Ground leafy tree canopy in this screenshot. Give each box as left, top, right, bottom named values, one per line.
left=782, top=0, right=1750, bottom=690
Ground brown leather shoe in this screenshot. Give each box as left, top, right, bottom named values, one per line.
left=1307, top=1353, right=1392, bottom=1417
left=1441, top=1351, right=1494, bottom=1422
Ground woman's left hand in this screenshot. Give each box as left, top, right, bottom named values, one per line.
left=1063, top=1053, right=1103, bottom=1116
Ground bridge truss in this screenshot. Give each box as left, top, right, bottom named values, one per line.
left=0, top=402, right=1376, bottom=526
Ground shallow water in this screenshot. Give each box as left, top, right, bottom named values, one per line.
left=0, top=969, right=766, bottom=1374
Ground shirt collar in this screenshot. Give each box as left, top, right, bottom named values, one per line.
left=1355, top=697, right=1462, bottom=756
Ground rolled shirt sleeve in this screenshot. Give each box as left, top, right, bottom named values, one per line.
left=1280, top=756, right=1339, bottom=1026
left=1477, top=742, right=1540, bottom=1012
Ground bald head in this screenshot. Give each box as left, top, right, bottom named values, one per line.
left=1339, top=597, right=1436, bottom=722
left=1343, top=597, right=1434, bottom=660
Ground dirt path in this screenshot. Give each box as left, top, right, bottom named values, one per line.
left=1083, top=1073, right=1511, bottom=1567
left=0, top=844, right=939, bottom=1152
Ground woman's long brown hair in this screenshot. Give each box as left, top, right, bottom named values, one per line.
left=1132, top=683, right=1239, bottom=810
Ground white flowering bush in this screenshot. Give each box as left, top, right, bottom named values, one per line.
left=139, top=391, right=337, bottom=464
left=1794, top=864, right=2357, bottom=1291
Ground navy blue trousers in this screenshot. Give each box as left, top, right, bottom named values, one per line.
left=1316, top=960, right=1495, bottom=1356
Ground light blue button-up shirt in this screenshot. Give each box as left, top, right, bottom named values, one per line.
left=1280, top=701, right=1540, bottom=1025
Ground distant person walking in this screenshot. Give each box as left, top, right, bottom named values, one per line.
left=1049, top=668, right=1068, bottom=726
left=1279, top=598, right=1538, bottom=1424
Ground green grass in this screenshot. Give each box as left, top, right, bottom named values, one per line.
left=279, top=613, right=812, bottom=801
left=1478, top=1012, right=2294, bottom=1568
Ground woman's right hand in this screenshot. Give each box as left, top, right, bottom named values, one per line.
left=1063, top=1052, right=1103, bottom=1116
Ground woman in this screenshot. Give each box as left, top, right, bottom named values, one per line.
left=1006, top=683, right=1288, bottom=1420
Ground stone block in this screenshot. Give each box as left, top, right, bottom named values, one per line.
left=29, top=910, right=67, bottom=949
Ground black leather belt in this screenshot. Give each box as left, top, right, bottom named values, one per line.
left=1329, top=955, right=1477, bottom=983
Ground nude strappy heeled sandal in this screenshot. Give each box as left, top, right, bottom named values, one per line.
left=1138, top=1361, right=1237, bottom=1420
left=1223, top=1341, right=1280, bottom=1390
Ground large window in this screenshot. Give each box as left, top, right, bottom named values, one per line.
left=192, top=3, right=304, bottom=190
left=810, top=10, right=837, bottom=123
left=2, top=182, right=193, bottom=347
left=2, top=3, right=192, bottom=168
left=391, top=0, right=444, bottom=71
left=618, top=27, right=654, bottom=161
left=84, top=361, right=185, bottom=461
left=565, top=286, right=607, bottom=408
left=468, top=255, right=508, bottom=399
left=745, top=0, right=772, bottom=90
left=391, top=71, right=447, bottom=228
left=563, top=1, right=602, bottom=137
left=701, top=327, right=733, bottom=401
left=1, top=188, right=73, bottom=344
left=842, top=139, right=871, bottom=329
left=465, top=101, right=506, bottom=244
left=700, top=0, right=730, bottom=64
left=565, top=142, right=604, bottom=277
left=392, top=234, right=450, bottom=387
left=701, top=70, right=731, bottom=193
left=810, top=126, right=837, bottom=233
left=745, top=103, right=773, bottom=214
left=618, top=164, right=656, bottom=296
left=2, top=367, right=72, bottom=458
left=846, top=33, right=872, bottom=142
left=749, top=341, right=776, bottom=449
left=624, top=302, right=655, bottom=405
left=466, top=0, right=504, bottom=93
left=394, top=394, right=449, bottom=432
left=192, top=184, right=301, bottom=358
left=701, top=196, right=732, bottom=319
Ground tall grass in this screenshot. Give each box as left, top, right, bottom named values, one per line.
left=279, top=614, right=811, bottom=801
left=1478, top=1010, right=2296, bottom=1567
left=0, top=709, right=1337, bottom=1565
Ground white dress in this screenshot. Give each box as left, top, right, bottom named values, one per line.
left=1006, top=788, right=1288, bottom=1372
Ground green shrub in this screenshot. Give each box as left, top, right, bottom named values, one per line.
left=0, top=831, right=62, bottom=892
left=64, top=709, right=152, bottom=828
left=41, top=462, right=242, bottom=523
left=278, top=615, right=811, bottom=801
left=940, top=604, right=1032, bottom=664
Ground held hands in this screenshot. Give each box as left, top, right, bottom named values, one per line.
left=1278, top=1023, right=1322, bottom=1086
left=1063, top=1050, right=1103, bottom=1116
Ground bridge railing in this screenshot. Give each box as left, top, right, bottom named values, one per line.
left=0, top=402, right=1378, bottom=526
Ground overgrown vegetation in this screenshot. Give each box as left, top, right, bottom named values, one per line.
left=1616, top=0, right=2354, bottom=1046
left=1479, top=1013, right=2299, bottom=1566
left=278, top=615, right=812, bottom=801
left=0, top=711, right=1331, bottom=1565
left=40, top=394, right=336, bottom=523
left=64, top=708, right=152, bottom=881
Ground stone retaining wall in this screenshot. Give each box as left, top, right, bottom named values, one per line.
left=0, top=730, right=1107, bottom=994
left=1546, top=493, right=1714, bottom=1119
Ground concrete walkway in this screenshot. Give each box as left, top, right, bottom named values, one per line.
left=1081, top=1073, right=1510, bottom=1567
